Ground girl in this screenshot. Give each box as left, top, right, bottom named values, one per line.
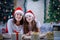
left=24, top=10, right=41, bottom=35
left=7, top=7, right=24, bottom=34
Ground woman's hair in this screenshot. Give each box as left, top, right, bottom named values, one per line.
left=24, top=17, right=38, bottom=34
left=13, top=16, right=23, bottom=25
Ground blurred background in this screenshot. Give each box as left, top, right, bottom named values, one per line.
left=0, top=0, right=60, bottom=25
left=0, top=0, right=60, bottom=40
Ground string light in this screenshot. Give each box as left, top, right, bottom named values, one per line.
left=53, top=1, right=55, bottom=4
left=0, top=7, right=1, bottom=9
left=59, top=0, right=60, bottom=2
left=0, top=2, right=1, bottom=4
left=54, top=16, right=56, bottom=18
left=0, top=0, right=14, bottom=23
left=59, top=5, right=60, bottom=7
left=11, top=9, right=12, bottom=12
left=47, top=16, right=49, bottom=19
left=56, top=19, right=58, bottom=21
left=6, top=9, right=9, bottom=12
left=57, top=12, right=59, bottom=14
left=4, top=1, right=7, bottom=4
left=57, top=8, right=59, bottom=10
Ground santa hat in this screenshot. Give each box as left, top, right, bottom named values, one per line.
left=13, top=7, right=24, bottom=16
left=25, top=10, right=35, bottom=18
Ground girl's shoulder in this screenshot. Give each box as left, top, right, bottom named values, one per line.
left=35, top=20, right=41, bottom=25
left=35, top=20, right=41, bottom=28
left=7, top=18, right=13, bottom=23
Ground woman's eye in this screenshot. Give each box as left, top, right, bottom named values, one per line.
left=20, top=14, right=22, bottom=16
left=29, top=15, right=31, bottom=17
left=17, top=14, right=19, bottom=15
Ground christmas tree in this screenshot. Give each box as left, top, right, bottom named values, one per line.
left=0, top=0, right=14, bottom=24
left=46, top=0, right=60, bottom=23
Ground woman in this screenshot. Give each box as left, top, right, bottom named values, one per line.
left=24, top=10, right=41, bottom=35
left=7, top=7, right=24, bottom=34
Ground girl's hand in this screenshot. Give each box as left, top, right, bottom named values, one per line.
left=29, top=31, right=33, bottom=35
left=26, top=32, right=30, bottom=36
left=26, top=31, right=33, bottom=36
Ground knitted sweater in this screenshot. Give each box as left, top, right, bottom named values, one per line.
left=7, top=18, right=24, bottom=34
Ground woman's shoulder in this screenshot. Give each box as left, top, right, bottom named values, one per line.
left=7, top=18, right=13, bottom=23
left=35, top=20, right=41, bottom=25
left=7, top=18, right=14, bottom=28
left=35, top=20, right=41, bottom=28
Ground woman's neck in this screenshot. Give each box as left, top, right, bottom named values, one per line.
left=16, top=21, right=20, bottom=26
left=29, top=22, right=31, bottom=27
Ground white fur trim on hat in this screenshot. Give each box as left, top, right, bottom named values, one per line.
left=15, top=10, right=24, bottom=16
left=25, top=13, right=34, bottom=17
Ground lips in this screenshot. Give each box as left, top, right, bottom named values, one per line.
left=28, top=19, right=31, bottom=21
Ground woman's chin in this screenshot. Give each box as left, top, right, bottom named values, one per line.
left=28, top=21, right=32, bottom=23
left=16, top=19, right=21, bottom=22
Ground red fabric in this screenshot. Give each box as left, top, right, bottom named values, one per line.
left=2, top=24, right=8, bottom=33
left=13, top=7, right=23, bottom=16
left=5, top=24, right=19, bottom=40
left=26, top=10, right=34, bottom=14
left=2, top=28, right=5, bottom=33
left=6, top=23, right=19, bottom=40
left=26, top=10, right=35, bottom=19
left=14, top=30, right=19, bottom=40
left=3, top=23, right=19, bottom=40
left=6, top=24, right=8, bottom=33
left=16, top=32, right=18, bottom=40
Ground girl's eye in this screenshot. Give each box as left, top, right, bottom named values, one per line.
left=29, top=15, right=31, bottom=17
left=17, top=14, right=19, bottom=15
left=20, top=14, right=22, bottom=16
left=17, top=14, right=22, bottom=16
left=25, top=15, right=32, bottom=18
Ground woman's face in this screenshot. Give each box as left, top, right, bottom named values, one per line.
left=26, top=15, right=33, bottom=23
left=15, top=12, right=23, bottom=22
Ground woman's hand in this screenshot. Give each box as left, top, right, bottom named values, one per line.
left=26, top=32, right=30, bottom=36
left=26, top=31, right=33, bottom=36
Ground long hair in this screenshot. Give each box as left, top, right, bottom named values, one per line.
left=13, top=16, right=23, bottom=25
left=24, top=17, right=38, bottom=34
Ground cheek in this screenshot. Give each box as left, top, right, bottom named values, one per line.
left=26, top=17, right=33, bottom=22
left=15, top=15, right=17, bottom=19
left=20, top=16, right=22, bottom=19
left=15, top=14, right=18, bottom=18
left=31, top=17, right=33, bottom=20
left=15, top=14, right=22, bottom=18
left=29, top=17, right=33, bottom=20
left=26, top=18, right=28, bottom=21
left=18, top=16, right=22, bottom=20
left=15, top=16, right=22, bottom=21
left=30, top=18, right=33, bottom=22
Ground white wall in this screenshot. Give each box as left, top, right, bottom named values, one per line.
left=26, top=0, right=44, bottom=24
left=16, top=0, right=24, bottom=10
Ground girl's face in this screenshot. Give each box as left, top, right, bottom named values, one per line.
left=15, top=12, right=23, bottom=22
left=26, top=15, right=33, bottom=23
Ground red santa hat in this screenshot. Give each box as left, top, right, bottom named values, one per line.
left=25, top=10, right=35, bottom=18
left=13, top=7, right=24, bottom=16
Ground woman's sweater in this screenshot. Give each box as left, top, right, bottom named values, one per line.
left=7, top=18, right=24, bottom=34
